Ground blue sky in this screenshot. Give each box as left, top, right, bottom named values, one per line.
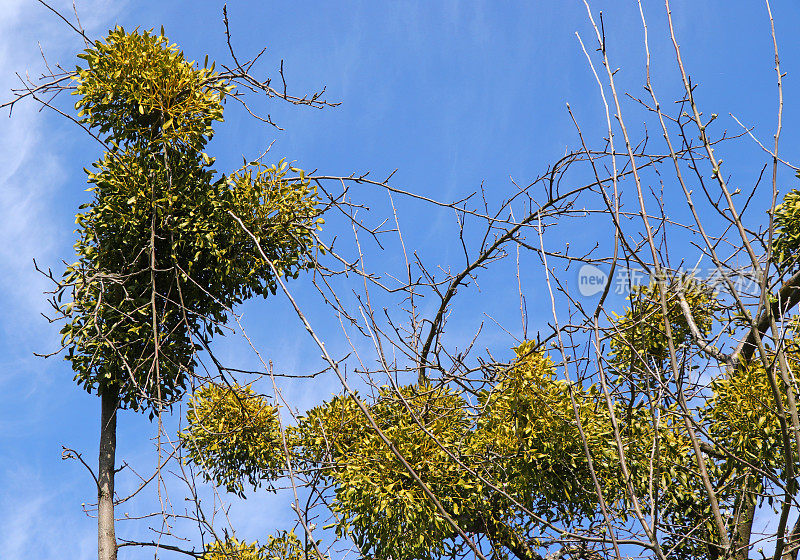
left=2, top=0, right=800, bottom=558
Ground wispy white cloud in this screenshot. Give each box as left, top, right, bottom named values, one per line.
left=0, top=7, right=59, bottom=321
left=0, top=0, right=127, bottom=378
left=0, top=0, right=125, bottom=321
left=0, top=3, right=124, bottom=557
left=0, top=462, right=95, bottom=559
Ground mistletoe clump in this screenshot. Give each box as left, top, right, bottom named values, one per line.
left=58, top=27, right=322, bottom=411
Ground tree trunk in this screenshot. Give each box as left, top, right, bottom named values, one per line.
left=481, top=512, right=542, bottom=560
left=782, top=516, right=800, bottom=560
left=732, top=497, right=755, bottom=560
left=730, top=473, right=757, bottom=560
left=98, top=387, right=118, bottom=560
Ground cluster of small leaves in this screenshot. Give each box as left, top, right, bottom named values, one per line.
left=707, top=354, right=796, bottom=473
left=201, top=530, right=322, bottom=560
left=293, top=384, right=474, bottom=560
left=183, top=340, right=732, bottom=560
left=478, top=344, right=713, bottom=558
left=705, top=325, right=800, bottom=526
left=603, top=278, right=742, bottom=555
left=262, top=530, right=324, bottom=560
left=224, top=162, right=323, bottom=288
left=773, top=183, right=800, bottom=271
left=291, top=346, right=689, bottom=557
left=74, top=26, right=227, bottom=147
left=58, top=27, right=321, bottom=410
left=181, top=383, right=284, bottom=497
left=202, top=537, right=265, bottom=560
left=609, top=277, right=718, bottom=377
left=644, top=411, right=723, bottom=560
left=476, top=343, right=625, bottom=520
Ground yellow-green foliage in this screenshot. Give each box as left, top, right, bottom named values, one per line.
left=183, top=346, right=702, bottom=559
left=609, top=278, right=717, bottom=374
left=706, top=324, right=800, bottom=471
left=293, top=384, right=474, bottom=560
left=476, top=343, right=621, bottom=518
left=59, top=27, right=321, bottom=411
left=707, top=353, right=795, bottom=470
left=477, top=343, right=699, bottom=522
left=202, top=531, right=320, bottom=560
left=774, top=186, right=800, bottom=270
left=224, top=162, right=323, bottom=283
left=262, top=530, right=322, bottom=560
left=202, top=538, right=265, bottom=560
left=181, top=384, right=284, bottom=497
left=75, top=26, right=227, bottom=147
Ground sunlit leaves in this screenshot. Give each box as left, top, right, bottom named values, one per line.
left=774, top=184, right=800, bottom=272
left=294, top=384, right=473, bottom=560
left=476, top=342, right=628, bottom=520
left=202, top=537, right=266, bottom=560
left=58, top=28, right=320, bottom=411
left=180, top=242, right=800, bottom=560
left=201, top=531, right=323, bottom=560
left=707, top=349, right=797, bottom=471
left=609, top=277, right=718, bottom=376
left=74, top=26, right=229, bottom=148
left=181, top=383, right=284, bottom=497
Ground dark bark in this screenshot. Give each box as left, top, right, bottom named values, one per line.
left=732, top=497, right=756, bottom=560
left=479, top=511, right=543, bottom=560
left=736, top=269, right=800, bottom=364
left=782, top=516, right=800, bottom=560
left=729, top=473, right=757, bottom=560
left=98, top=387, right=118, bottom=560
